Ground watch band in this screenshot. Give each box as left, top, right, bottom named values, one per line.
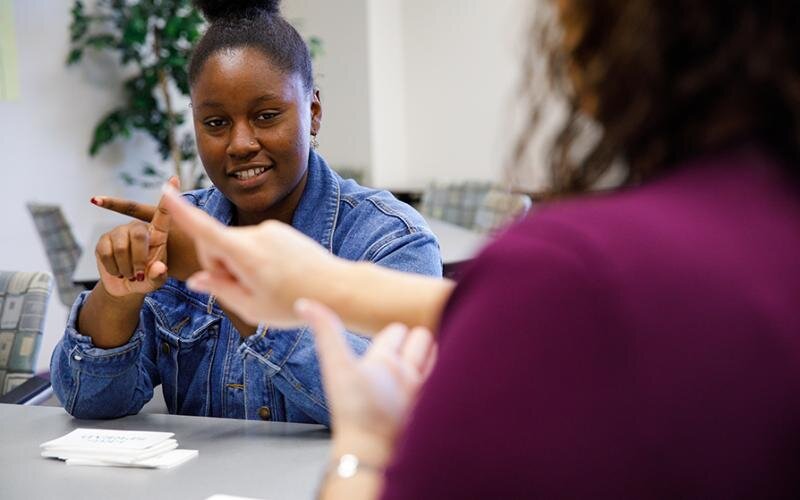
left=331, top=454, right=381, bottom=479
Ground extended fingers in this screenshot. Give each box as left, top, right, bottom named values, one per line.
left=401, top=327, right=436, bottom=376
left=161, top=184, right=215, bottom=236
left=92, top=197, right=156, bottom=222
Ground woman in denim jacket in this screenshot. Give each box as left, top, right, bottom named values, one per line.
left=49, top=0, right=441, bottom=426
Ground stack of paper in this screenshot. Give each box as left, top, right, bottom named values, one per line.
left=41, top=428, right=198, bottom=469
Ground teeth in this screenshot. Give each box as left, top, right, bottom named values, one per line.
left=234, top=167, right=266, bottom=180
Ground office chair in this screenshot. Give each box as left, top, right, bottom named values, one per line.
left=419, top=181, right=493, bottom=229
left=26, top=203, right=85, bottom=307
left=473, top=188, right=533, bottom=234
left=0, top=271, right=53, bottom=403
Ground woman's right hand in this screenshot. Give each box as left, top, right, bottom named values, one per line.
left=94, top=178, right=178, bottom=297
left=91, top=177, right=200, bottom=282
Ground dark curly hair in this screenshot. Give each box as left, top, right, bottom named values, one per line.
left=516, top=0, right=800, bottom=195
left=189, top=0, right=313, bottom=91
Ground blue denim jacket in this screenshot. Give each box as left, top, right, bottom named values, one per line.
left=51, top=151, right=442, bottom=426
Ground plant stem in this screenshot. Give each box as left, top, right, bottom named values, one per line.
left=154, top=30, right=182, bottom=182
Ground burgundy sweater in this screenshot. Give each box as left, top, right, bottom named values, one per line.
left=382, top=147, right=800, bottom=499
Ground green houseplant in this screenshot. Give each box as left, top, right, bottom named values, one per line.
left=68, top=0, right=323, bottom=188
left=68, top=0, right=205, bottom=188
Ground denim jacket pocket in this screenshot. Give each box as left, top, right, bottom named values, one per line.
left=155, top=316, right=220, bottom=416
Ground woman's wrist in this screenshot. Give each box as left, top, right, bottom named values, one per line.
left=78, top=282, right=146, bottom=349
left=330, top=428, right=395, bottom=471
left=96, top=280, right=146, bottom=303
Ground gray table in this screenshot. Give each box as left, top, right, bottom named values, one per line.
left=425, top=218, right=487, bottom=266
left=72, top=218, right=488, bottom=287
left=0, top=403, right=330, bottom=500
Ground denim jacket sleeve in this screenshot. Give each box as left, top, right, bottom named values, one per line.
left=260, top=227, right=442, bottom=427
left=50, top=291, right=160, bottom=419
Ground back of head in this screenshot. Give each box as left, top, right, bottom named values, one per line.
left=189, top=0, right=313, bottom=91
left=521, top=0, right=800, bottom=194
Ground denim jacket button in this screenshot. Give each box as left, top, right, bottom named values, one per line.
left=161, top=342, right=170, bottom=355
left=258, top=406, right=271, bottom=421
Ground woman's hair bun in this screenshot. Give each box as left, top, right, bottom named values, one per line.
left=193, top=0, right=281, bottom=22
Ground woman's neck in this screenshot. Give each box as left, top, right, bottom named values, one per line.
left=233, top=172, right=309, bottom=227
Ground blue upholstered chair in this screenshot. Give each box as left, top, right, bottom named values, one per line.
left=473, top=188, right=533, bottom=234
left=0, top=271, right=53, bottom=399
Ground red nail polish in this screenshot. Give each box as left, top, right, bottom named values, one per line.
left=136, top=272, right=145, bottom=282
left=118, top=275, right=124, bottom=279
left=90, top=197, right=99, bottom=206
left=129, top=277, right=137, bottom=282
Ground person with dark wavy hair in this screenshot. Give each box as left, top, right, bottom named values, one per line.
left=158, top=0, right=800, bottom=497
left=48, top=0, right=441, bottom=426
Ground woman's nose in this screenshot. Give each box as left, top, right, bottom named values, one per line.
left=227, top=124, right=260, bottom=158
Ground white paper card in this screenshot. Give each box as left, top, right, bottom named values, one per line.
left=66, top=449, right=199, bottom=469
left=41, top=428, right=174, bottom=452
left=41, top=439, right=179, bottom=463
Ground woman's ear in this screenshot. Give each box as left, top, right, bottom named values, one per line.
left=310, top=88, right=322, bottom=136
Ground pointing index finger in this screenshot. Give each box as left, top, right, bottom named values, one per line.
left=92, top=197, right=156, bottom=222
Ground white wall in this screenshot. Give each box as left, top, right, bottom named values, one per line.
left=365, top=0, right=409, bottom=188
left=400, top=0, right=533, bottom=189
left=282, top=0, right=373, bottom=175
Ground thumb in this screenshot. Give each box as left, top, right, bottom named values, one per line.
left=150, top=178, right=179, bottom=234
left=147, top=260, right=168, bottom=287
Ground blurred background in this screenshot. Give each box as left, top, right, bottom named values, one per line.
left=0, top=0, right=540, bottom=374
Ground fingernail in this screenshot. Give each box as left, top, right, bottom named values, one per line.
left=136, top=272, right=145, bottom=282
left=294, top=298, right=309, bottom=313
left=118, top=275, right=124, bottom=279
left=128, top=277, right=137, bottom=282
left=90, top=197, right=101, bottom=206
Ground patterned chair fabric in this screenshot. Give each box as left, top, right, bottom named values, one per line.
left=26, top=203, right=84, bottom=306
left=419, top=181, right=494, bottom=229
left=0, top=271, right=52, bottom=395
left=473, top=189, right=533, bottom=234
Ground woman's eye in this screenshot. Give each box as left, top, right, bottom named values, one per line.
left=204, top=119, right=227, bottom=128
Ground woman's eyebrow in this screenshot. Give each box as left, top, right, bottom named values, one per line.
left=196, top=94, right=282, bottom=109
left=196, top=100, right=224, bottom=109
left=251, top=93, right=281, bottom=104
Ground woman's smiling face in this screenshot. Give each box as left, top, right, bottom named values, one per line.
left=191, top=46, right=321, bottom=226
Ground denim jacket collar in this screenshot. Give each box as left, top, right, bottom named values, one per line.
left=202, top=150, right=340, bottom=251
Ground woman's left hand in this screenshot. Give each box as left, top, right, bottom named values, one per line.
left=295, top=299, right=437, bottom=467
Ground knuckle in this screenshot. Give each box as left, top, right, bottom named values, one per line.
left=130, top=230, right=147, bottom=242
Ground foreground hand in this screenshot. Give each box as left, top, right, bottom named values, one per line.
left=94, top=177, right=179, bottom=297
left=160, top=184, right=342, bottom=327
left=91, top=177, right=199, bottom=281
left=295, top=299, right=436, bottom=465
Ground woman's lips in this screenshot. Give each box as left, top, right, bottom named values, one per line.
left=228, top=165, right=273, bottom=188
